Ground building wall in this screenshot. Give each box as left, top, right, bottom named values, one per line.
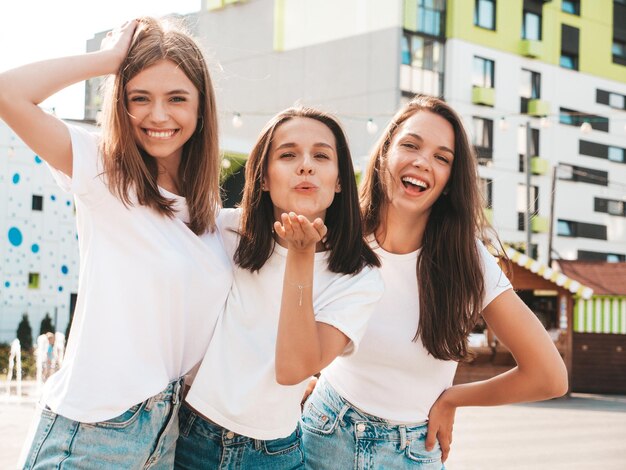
left=0, top=121, right=80, bottom=344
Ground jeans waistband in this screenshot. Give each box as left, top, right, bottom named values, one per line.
left=148, top=378, right=184, bottom=408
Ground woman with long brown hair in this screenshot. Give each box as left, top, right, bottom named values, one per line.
left=0, top=18, right=232, bottom=468
left=300, top=95, right=568, bottom=469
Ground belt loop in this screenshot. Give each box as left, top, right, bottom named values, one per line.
left=399, top=425, right=408, bottom=450
left=255, top=439, right=262, bottom=451
left=173, top=379, right=183, bottom=405
left=337, top=403, right=350, bottom=426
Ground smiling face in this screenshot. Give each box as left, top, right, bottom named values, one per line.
left=126, top=59, right=200, bottom=169
left=384, top=110, right=455, bottom=220
left=264, top=117, right=341, bottom=222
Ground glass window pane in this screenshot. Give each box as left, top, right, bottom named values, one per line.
left=608, top=146, right=625, bottom=163
left=560, top=54, right=575, bottom=69
left=609, top=93, right=625, bottom=109
left=401, top=35, right=410, bottom=65
left=557, top=220, right=573, bottom=236
left=520, top=70, right=532, bottom=98
left=608, top=200, right=624, bottom=215
left=411, top=36, right=424, bottom=68
left=477, top=0, right=495, bottom=29
left=523, top=12, right=540, bottom=41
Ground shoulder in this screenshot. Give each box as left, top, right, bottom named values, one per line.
left=217, top=207, right=242, bottom=233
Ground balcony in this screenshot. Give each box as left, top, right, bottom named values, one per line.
left=527, top=99, right=550, bottom=117
left=472, top=86, right=495, bottom=107
left=531, top=157, right=549, bottom=175
left=520, top=39, right=542, bottom=58
left=531, top=216, right=550, bottom=233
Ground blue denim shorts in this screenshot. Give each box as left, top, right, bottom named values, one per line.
left=300, top=377, right=444, bottom=469
left=22, top=378, right=183, bottom=469
left=174, top=402, right=305, bottom=469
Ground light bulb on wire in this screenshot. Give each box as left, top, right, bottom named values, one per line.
left=498, top=117, right=509, bottom=131
left=232, top=112, right=243, bottom=129
left=540, top=117, right=551, bottom=128
left=366, top=118, right=378, bottom=135
left=580, top=122, right=592, bottom=134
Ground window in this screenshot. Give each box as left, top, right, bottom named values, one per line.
left=557, top=220, right=607, bottom=240
left=416, top=0, right=446, bottom=37
left=474, top=0, right=496, bottom=30
left=472, top=56, right=495, bottom=88
left=558, top=163, right=608, bottom=186
left=579, top=140, right=625, bottom=163
left=522, top=11, right=541, bottom=40
left=32, top=195, right=43, bottom=211
left=595, top=197, right=626, bottom=217
left=480, top=178, right=493, bottom=208
left=561, top=0, right=580, bottom=15
left=613, top=39, right=626, bottom=66
left=578, top=250, right=625, bottom=262
left=560, top=24, right=579, bottom=70
left=518, top=126, right=539, bottom=172
left=520, top=69, right=540, bottom=113
left=559, top=108, right=609, bottom=132
left=596, top=89, right=626, bottom=110
left=472, top=117, right=494, bottom=161
left=517, top=184, right=538, bottom=231
left=28, top=273, right=40, bottom=289
left=400, top=32, right=445, bottom=97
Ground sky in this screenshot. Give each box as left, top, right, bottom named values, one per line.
left=0, top=0, right=201, bottom=119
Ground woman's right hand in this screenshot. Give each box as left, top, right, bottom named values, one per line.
left=99, top=19, right=138, bottom=72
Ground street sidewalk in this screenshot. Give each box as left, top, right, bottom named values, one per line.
left=1, top=381, right=625, bottom=469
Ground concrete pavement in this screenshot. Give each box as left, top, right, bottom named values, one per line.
left=1, top=381, right=625, bottom=469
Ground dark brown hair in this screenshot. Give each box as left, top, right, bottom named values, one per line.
left=100, top=17, right=220, bottom=234
left=235, top=106, right=379, bottom=274
left=361, top=94, right=496, bottom=361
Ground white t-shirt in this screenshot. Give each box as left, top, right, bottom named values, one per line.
left=186, top=208, right=383, bottom=440
left=322, top=238, right=511, bottom=423
left=42, top=124, right=233, bottom=423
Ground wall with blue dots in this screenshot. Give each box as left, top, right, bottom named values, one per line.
left=0, top=121, right=80, bottom=344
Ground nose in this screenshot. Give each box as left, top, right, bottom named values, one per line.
left=412, top=153, right=431, bottom=171
left=297, top=155, right=315, bottom=175
left=149, top=100, right=168, bottom=123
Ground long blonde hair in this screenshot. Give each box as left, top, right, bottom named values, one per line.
left=100, top=17, right=220, bottom=234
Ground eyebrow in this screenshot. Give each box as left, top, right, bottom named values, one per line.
left=274, top=142, right=335, bottom=151
left=406, top=132, right=454, bottom=156
left=126, top=89, right=192, bottom=95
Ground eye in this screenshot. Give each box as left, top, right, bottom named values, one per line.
left=435, top=154, right=451, bottom=164
left=314, top=153, right=330, bottom=160
left=279, top=152, right=296, bottom=159
left=129, top=95, right=148, bottom=103
left=401, top=142, right=418, bottom=150
left=170, top=96, right=187, bottom=103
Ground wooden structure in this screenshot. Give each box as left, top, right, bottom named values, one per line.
left=558, top=261, right=626, bottom=394
left=454, top=247, right=593, bottom=389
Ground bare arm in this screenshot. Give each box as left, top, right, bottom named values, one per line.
left=274, top=212, right=351, bottom=385
left=426, top=289, right=568, bottom=461
left=0, top=20, right=137, bottom=176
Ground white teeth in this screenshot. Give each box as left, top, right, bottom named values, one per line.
left=402, top=176, right=428, bottom=189
left=146, top=129, right=176, bottom=138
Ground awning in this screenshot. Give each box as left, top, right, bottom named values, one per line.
left=504, top=246, right=594, bottom=299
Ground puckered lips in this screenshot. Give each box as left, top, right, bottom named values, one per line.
left=401, top=175, right=429, bottom=195
left=293, top=181, right=319, bottom=193
left=143, top=128, right=180, bottom=139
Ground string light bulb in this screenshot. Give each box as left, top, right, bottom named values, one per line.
left=366, top=118, right=378, bottom=135
left=580, top=122, right=592, bottom=134
left=539, top=117, right=551, bottom=128
left=232, top=112, right=243, bottom=129
left=498, top=117, right=509, bottom=131
left=221, top=158, right=232, bottom=169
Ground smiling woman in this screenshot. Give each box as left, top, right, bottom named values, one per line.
left=0, top=16, right=233, bottom=469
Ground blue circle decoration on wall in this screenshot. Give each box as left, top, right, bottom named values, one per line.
left=12, top=173, right=20, bottom=184
left=31, top=243, right=40, bottom=253
left=58, top=286, right=64, bottom=292
left=61, top=265, right=69, bottom=275
left=51, top=195, right=57, bottom=201
left=4, top=281, right=9, bottom=288
left=8, top=227, right=23, bottom=247
left=66, top=201, right=71, bottom=206
left=34, top=155, right=42, bottom=164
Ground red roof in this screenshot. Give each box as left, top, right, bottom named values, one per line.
left=558, top=261, right=626, bottom=296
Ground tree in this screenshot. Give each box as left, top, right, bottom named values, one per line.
left=39, top=313, right=55, bottom=336
left=17, top=314, right=33, bottom=349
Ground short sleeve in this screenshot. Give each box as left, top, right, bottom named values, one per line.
left=216, top=208, right=242, bottom=261
left=477, top=241, right=512, bottom=309
left=46, top=123, right=103, bottom=197
left=313, top=266, right=384, bottom=356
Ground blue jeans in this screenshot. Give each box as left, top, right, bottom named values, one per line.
left=22, top=379, right=183, bottom=469
left=300, top=378, right=444, bottom=469
left=174, top=403, right=305, bottom=469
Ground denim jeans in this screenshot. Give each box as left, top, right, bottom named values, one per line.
left=22, top=378, right=183, bottom=469
left=174, top=403, right=305, bottom=469
left=300, top=377, right=444, bottom=469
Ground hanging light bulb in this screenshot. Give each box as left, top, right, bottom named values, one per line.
left=580, top=122, right=592, bottom=134
left=221, top=158, right=232, bottom=169
left=7, top=146, right=15, bottom=158
left=366, top=118, right=378, bottom=135
left=498, top=117, right=509, bottom=131
left=232, top=112, right=243, bottom=129
left=539, top=117, right=551, bottom=128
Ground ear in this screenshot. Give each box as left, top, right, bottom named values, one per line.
left=335, top=180, right=341, bottom=193
left=262, top=179, right=269, bottom=192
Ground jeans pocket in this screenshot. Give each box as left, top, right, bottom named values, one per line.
left=405, top=433, right=443, bottom=467
left=300, top=395, right=340, bottom=436
left=263, top=428, right=301, bottom=456
left=87, top=401, right=146, bottom=429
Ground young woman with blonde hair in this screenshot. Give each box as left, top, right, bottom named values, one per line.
left=0, top=17, right=232, bottom=468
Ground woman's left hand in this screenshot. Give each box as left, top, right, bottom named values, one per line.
left=274, top=212, right=327, bottom=252
left=426, top=389, right=457, bottom=463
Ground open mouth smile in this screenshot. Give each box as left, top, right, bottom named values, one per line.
left=143, top=129, right=179, bottom=139
left=401, top=176, right=429, bottom=192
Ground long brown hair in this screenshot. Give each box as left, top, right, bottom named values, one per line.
left=361, top=95, right=492, bottom=361
left=235, top=106, right=379, bottom=275
left=100, top=17, right=220, bottom=234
